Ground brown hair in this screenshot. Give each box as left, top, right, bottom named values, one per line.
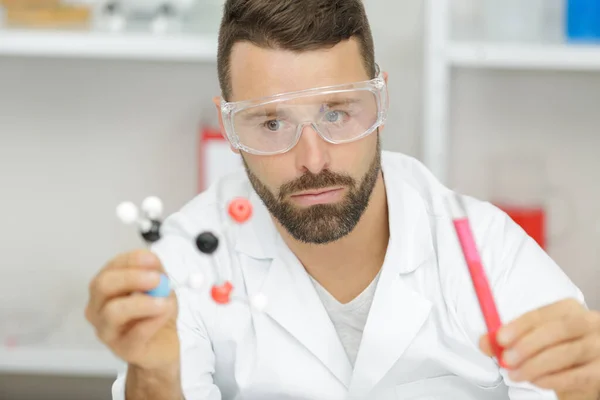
left=217, top=0, right=376, bottom=101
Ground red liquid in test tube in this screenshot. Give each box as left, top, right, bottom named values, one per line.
left=446, top=193, right=506, bottom=368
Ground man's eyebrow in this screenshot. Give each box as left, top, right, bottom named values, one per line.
left=239, top=97, right=362, bottom=120
left=240, top=107, right=289, bottom=120
left=320, top=98, right=361, bottom=109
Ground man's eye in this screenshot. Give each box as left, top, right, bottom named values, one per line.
left=325, top=111, right=346, bottom=122
left=264, top=120, right=282, bottom=131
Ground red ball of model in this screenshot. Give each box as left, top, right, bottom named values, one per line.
left=211, top=281, right=234, bottom=304
left=228, top=198, right=253, bottom=223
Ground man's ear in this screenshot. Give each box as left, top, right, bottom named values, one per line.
left=213, top=96, right=240, bottom=154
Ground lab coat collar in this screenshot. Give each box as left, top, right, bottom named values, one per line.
left=349, top=154, right=436, bottom=395
left=236, top=189, right=355, bottom=387
left=382, top=151, right=438, bottom=275
left=236, top=152, right=437, bottom=392
left=234, top=189, right=278, bottom=260
left=260, top=239, right=356, bottom=388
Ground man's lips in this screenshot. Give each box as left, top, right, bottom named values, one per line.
left=289, top=187, right=345, bottom=206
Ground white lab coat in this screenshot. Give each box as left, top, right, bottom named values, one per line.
left=112, top=151, right=584, bottom=400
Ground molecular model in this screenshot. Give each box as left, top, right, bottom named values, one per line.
left=116, top=196, right=268, bottom=311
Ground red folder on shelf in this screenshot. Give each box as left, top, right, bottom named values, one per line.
left=198, top=126, right=243, bottom=192
left=497, top=204, right=546, bottom=250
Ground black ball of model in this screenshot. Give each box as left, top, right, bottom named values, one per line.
left=196, top=232, right=219, bottom=254
left=142, top=220, right=162, bottom=244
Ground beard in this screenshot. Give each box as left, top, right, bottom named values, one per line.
left=242, top=136, right=382, bottom=245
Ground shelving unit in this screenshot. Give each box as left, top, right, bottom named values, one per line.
left=448, top=42, right=600, bottom=71
left=0, top=26, right=218, bottom=379
left=423, top=0, right=600, bottom=313
left=0, top=348, right=125, bottom=377
left=0, top=29, right=218, bottom=61
left=423, top=0, right=600, bottom=184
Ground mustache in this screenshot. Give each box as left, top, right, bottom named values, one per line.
left=278, top=170, right=356, bottom=200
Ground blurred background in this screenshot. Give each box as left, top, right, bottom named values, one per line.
left=0, top=0, right=599, bottom=399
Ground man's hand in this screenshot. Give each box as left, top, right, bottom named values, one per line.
left=85, top=249, right=180, bottom=370
left=479, top=299, right=600, bottom=399
left=86, top=250, right=185, bottom=400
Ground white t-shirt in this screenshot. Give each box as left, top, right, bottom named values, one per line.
left=310, top=271, right=382, bottom=367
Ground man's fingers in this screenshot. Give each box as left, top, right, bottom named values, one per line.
left=105, top=250, right=161, bottom=271
left=497, top=298, right=583, bottom=347
left=507, top=336, right=600, bottom=383
left=479, top=334, right=494, bottom=357
left=529, top=360, right=600, bottom=393
left=87, top=250, right=163, bottom=315
left=97, top=294, right=170, bottom=344
left=502, top=314, right=593, bottom=369
left=121, top=312, right=174, bottom=351
left=89, top=269, right=163, bottom=314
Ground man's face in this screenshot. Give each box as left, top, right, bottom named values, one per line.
left=223, top=39, right=382, bottom=244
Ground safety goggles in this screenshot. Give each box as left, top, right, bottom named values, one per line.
left=220, top=66, right=389, bottom=156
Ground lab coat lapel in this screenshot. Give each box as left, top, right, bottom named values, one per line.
left=235, top=191, right=352, bottom=388
left=349, top=271, right=432, bottom=395
left=259, top=238, right=354, bottom=389
left=349, top=171, right=435, bottom=396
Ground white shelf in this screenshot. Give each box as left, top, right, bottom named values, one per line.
left=448, top=42, right=600, bottom=71
left=424, top=0, right=600, bottom=184
left=0, top=348, right=125, bottom=377
left=0, top=29, right=218, bottom=61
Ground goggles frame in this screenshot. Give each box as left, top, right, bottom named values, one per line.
left=220, top=65, right=389, bottom=156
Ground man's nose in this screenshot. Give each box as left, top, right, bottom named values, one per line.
left=294, top=123, right=331, bottom=175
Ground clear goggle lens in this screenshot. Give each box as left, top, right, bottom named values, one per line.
left=221, top=73, right=388, bottom=155
left=233, top=90, right=378, bottom=154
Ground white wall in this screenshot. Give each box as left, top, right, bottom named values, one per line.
left=450, top=68, right=600, bottom=309
left=443, top=0, right=600, bottom=309
left=364, top=0, right=424, bottom=158
left=0, top=58, right=220, bottom=399
left=1, top=0, right=599, bottom=398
